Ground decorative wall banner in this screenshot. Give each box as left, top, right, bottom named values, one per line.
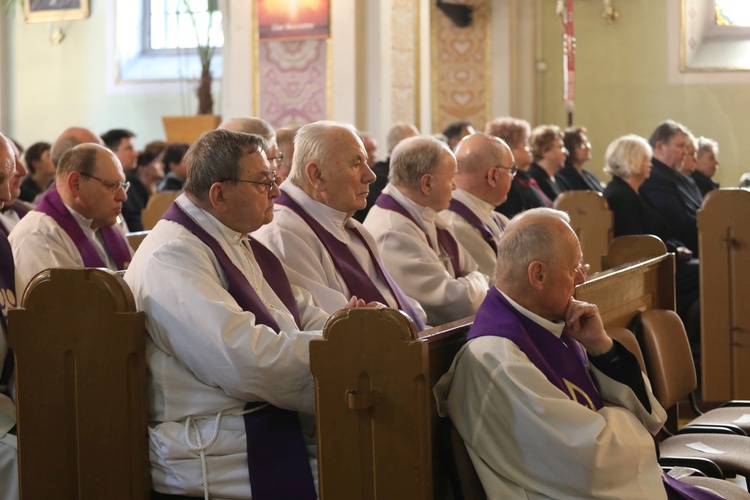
left=258, top=39, right=329, bottom=128
left=257, top=0, right=330, bottom=40
left=431, top=0, right=491, bottom=133
left=391, top=0, right=419, bottom=127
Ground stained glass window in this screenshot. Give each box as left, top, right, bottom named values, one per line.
left=715, top=0, right=750, bottom=27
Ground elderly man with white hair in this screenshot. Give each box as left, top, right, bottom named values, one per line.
left=255, top=121, right=427, bottom=329
left=364, top=135, right=488, bottom=326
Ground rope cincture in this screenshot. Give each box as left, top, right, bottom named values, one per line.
left=184, top=403, right=271, bottom=500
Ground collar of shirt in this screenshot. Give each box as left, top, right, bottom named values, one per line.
left=280, top=182, right=351, bottom=241
left=65, top=203, right=98, bottom=236
left=175, top=194, right=266, bottom=294
left=497, top=287, right=565, bottom=337
left=384, top=183, right=447, bottom=230
left=453, top=188, right=496, bottom=223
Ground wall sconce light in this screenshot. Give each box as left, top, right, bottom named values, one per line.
left=435, top=0, right=473, bottom=28
left=49, top=23, right=65, bottom=45
left=602, top=0, right=620, bottom=23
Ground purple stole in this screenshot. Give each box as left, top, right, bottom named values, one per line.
left=469, top=288, right=721, bottom=500
left=276, top=190, right=425, bottom=331
left=469, top=287, right=602, bottom=409
left=0, top=231, right=15, bottom=394
left=161, top=202, right=315, bottom=500
left=447, top=198, right=501, bottom=254
left=35, top=188, right=131, bottom=270
left=375, top=193, right=462, bottom=278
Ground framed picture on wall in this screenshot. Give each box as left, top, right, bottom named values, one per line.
left=24, top=0, right=90, bottom=23
left=257, top=0, right=329, bottom=40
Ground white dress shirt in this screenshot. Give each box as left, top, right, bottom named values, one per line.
left=9, top=206, right=132, bottom=294
left=441, top=188, right=509, bottom=285
left=363, top=184, right=488, bottom=326
left=254, top=182, right=426, bottom=324
left=124, top=194, right=328, bottom=498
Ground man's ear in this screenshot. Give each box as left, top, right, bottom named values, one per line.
left=67, top=172, right=82, bottom=197
left=420, top=173, right=432, bottom=196
left=207, top=182, right=227, bottom=211
left=487, top=167, right=497, bottom=187
left=527, top=261, right=546, bottom=290
left=305, top=162, right=325, bottom=192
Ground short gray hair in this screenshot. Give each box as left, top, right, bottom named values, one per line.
left=219, top=117, right=276, bottom=152
left=386, top=122, right=419, bottom=153
left=56, top=143, right=101, bottom=179
left=288, top=121, right=360, bottom=187
left=184, top=129, right=266, bottom=200
left=496, top=208, right=572, bottom=284
left=648, top=120, right=690, bottom=149
left=697, top=136, right=719, bottom=157
left=389, top=135, right=453, bottom=190
left=603, top=134, right=652, bottom=179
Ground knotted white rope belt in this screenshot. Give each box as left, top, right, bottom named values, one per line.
left=184, top=403, right=271, bottom=500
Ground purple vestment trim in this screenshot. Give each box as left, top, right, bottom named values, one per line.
left=447, top=198, right=499, bottom=254
left=468, top=287, right=602, bottom=410
left=161, top=201, right=315, bottom=499
left=35, top=187, right=131, bottom=270
left=470, top=288, right=721, bottom=499
left=374, top=193, right=461, bottom=278
left=276, top=190, right=425, bottom=330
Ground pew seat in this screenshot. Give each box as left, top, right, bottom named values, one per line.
left=8, top=268, right=149, bottom=500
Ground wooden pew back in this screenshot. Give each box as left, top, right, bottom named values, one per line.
left=311, top=310, right=472, bottom=499
left=312, top=236, right=674, bottom=499
left=8, top=268, right=149, bottom=500
left=554, top=190, right=613, bottom=273
left=697, top=188, right=750, bottom=400
left=141, top=191, right=180, bottom=230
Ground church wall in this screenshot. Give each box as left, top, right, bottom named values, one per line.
left=538, top=0, right=750, bottom=187
left=4, top=1, right=196, bottom=150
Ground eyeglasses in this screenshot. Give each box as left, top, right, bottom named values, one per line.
left=81, top=173, right=131, bottom=193
left=268, top=152, right=283, bottom=165
left=495, top=164, right=518, bottom=178
left=220, top=170, right=277, bottom=193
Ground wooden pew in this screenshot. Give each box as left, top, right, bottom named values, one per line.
left=311, top=236, right=674, bottom=499
left=697, top=188, right=750, bottom=400
left=554, top=190, right=613, bottom=273
left=8, top=268, right=149, bottom=500
left=141, top=191, right=180, bottom=230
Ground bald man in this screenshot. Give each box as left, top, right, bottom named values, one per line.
left=434, top=208, right=721, bottom=499
left=49, top=126, right=103, bottom=167
left=441, top=134, right=514, bottom=283
left=10, top=143, right=133, bottom=292
left=0, top=133, right=19, bottom=500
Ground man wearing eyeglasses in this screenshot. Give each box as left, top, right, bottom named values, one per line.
left=364, top=135, right=489, bottom=326
left=441, top=134, right=514, bottom=285
left=255, top=121, right=427, bottom=328
left=9, top=143, right=133, bottom=292
left=124, top=129, right=363, bottom=498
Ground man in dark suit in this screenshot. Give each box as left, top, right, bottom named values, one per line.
left=639, top=120, right=700, bottom=257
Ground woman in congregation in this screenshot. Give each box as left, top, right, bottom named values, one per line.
left=692, top=136, right=720, bottom=197
left=527, top=124, right=570, bottom=202
left=556, top=126, right=604, bottom=192
left=157, top=142, right=190, bottom=192
left=485, top=117, right=551, bottom=219
left=603, top=134, right=701, bottom=367
left=19, top=141, right=55, bottom=203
